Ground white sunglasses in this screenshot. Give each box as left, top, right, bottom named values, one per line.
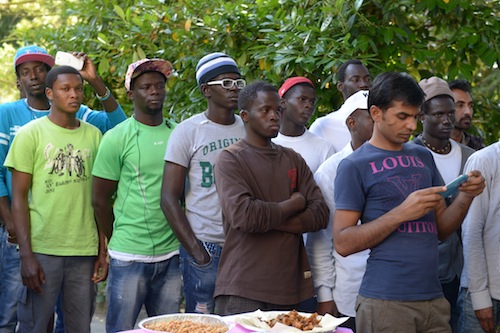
left=206, top=79, right=246, bottom=89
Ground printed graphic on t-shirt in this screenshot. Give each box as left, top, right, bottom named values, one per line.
left=44, top=143, right=92, bottom=194
left=363, top=153, right=437, bottom=235
left=198, top=137, right=241, bottom=188
left=368, top=155, right=425, bottom=174
left=201, top=138, right=240, bottom=156
left=200, top=161, right=214, bottom=188
left=46, top=143, right=89, bottom=177
left=9, top=125, right=21, bottom=138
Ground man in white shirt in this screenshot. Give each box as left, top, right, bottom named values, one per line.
left=309, top=59, right=371, bottom=152
left=459, top=142, right=500, bottom=333
left=307, top=90, right=373, bottom=331
left=273, top=76, right=335, bottom=174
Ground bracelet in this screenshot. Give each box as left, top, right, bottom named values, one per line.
left=95, top=86, right=111, bottom=101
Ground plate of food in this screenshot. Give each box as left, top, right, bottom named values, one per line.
left=138, top=313, right=230, bottom=333
left=230, top=309, right=349, bottom=332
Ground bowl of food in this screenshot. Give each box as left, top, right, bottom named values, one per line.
left=139, top=313, right=230, bottom=333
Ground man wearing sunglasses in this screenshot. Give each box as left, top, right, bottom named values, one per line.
left=161, top=52, right=245, bottom=314
left=206, top=78, right=246, bottom=90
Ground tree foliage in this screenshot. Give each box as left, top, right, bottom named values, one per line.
left=2, top=0, right=499, bottom=142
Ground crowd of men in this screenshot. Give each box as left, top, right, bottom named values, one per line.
left=0, top=45, right=498, bottom=333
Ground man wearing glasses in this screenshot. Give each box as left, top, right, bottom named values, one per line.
left=161, top=52, right=245, bottom=314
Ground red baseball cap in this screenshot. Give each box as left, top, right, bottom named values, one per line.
left=14, top=45, right=55, bottom=70
left=278, top=77, right=314, bottom=98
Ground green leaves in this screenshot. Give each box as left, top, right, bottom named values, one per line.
left=2, top=0, right=498, bottom=143
left=113, top=5, right=126, bottom=21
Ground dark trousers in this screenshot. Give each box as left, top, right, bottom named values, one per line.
left=442, top=276, right=460, bottom=333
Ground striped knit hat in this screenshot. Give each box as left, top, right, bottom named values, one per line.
left=195, top=52, right=240, bottom=86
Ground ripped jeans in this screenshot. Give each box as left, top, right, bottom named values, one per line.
left=179, top=242, right=221, bottom=314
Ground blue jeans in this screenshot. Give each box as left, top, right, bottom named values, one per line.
left=17, top=255, right=96, bottom=333
left=458, top=287, right=500, bottom=333
left=179, top=242, right=221, bottom=314
left=53, top=293, right=65, bottom=333
left=0, top=227, right=21, bottom=333
left=105, top=255, right=182, bottom=333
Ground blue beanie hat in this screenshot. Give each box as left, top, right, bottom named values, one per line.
left=195, top=52, right=240, bottom=86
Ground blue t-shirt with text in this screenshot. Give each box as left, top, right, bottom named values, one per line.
left=335, top=142, right=444, bottom=301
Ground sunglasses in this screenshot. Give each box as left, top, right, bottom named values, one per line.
left=206, top=79, right=246, bottom=89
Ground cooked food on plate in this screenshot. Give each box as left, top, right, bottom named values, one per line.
left=265, top=310, right=321, bottom=330
left=230, top=309, right=349, bottom=332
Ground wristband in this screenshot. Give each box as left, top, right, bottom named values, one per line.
left=96, top=86, right=111, bottom=101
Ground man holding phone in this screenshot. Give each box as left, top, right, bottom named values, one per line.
left=333, top=72, right=485, bottom=332
left=0, top=45, right=126, bottom=332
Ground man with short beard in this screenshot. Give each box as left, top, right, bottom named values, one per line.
left=92, top=59, right=182, bottom=333
left=449, top=80, right=485, bottom=151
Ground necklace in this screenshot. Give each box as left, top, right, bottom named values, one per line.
left=422, top=136, right=451, bottom=154
left=24, top=99, right=49, bottom=120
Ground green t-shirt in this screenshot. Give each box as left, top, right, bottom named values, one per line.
left=4, top=117, right=101, bottom=256
left=92, top=117, right=179, bottom=256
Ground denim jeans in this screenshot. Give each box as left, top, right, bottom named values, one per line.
left=179, top=242, right=221, bottom=314
left=0, top=227, right=21, bottom=333
left=458, top=288, right=500, bottom=333
left=53, top=293, right=65, bottom=333
left=105, top=255, right=182, bottom=333
left=17, top=254, right=96, bottom=333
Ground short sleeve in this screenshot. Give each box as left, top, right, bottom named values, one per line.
left=91, top=130, right=122, bottom=181
left=4, top=127, right=35, bottom=175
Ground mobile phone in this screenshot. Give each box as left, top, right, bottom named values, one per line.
left=438, top=174, right=469, bottom=198
left=55, top=51, right=84, bottom=70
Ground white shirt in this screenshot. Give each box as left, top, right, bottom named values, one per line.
left=272, top=130, right=335, bottom=173
left=307, top=143, right=370, bottom=317
left=309, top=111, right=351, bottom=153
left=461, top=142, right=500, bottom=310
left=428, top=139, right=462, bottom=184
left=164, top=113, right=245, bottom=244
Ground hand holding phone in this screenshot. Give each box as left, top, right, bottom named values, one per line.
left=55, top=51, right=84, bottom=70
left=438, top=174, right=469, bottom=198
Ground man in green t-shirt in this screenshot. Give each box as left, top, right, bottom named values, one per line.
left=92, top=59, right=181, bottom=333
left=4, top=65, right=107, bottom=333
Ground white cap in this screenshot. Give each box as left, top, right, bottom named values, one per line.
left=331, top=90, right=369, bottom=124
